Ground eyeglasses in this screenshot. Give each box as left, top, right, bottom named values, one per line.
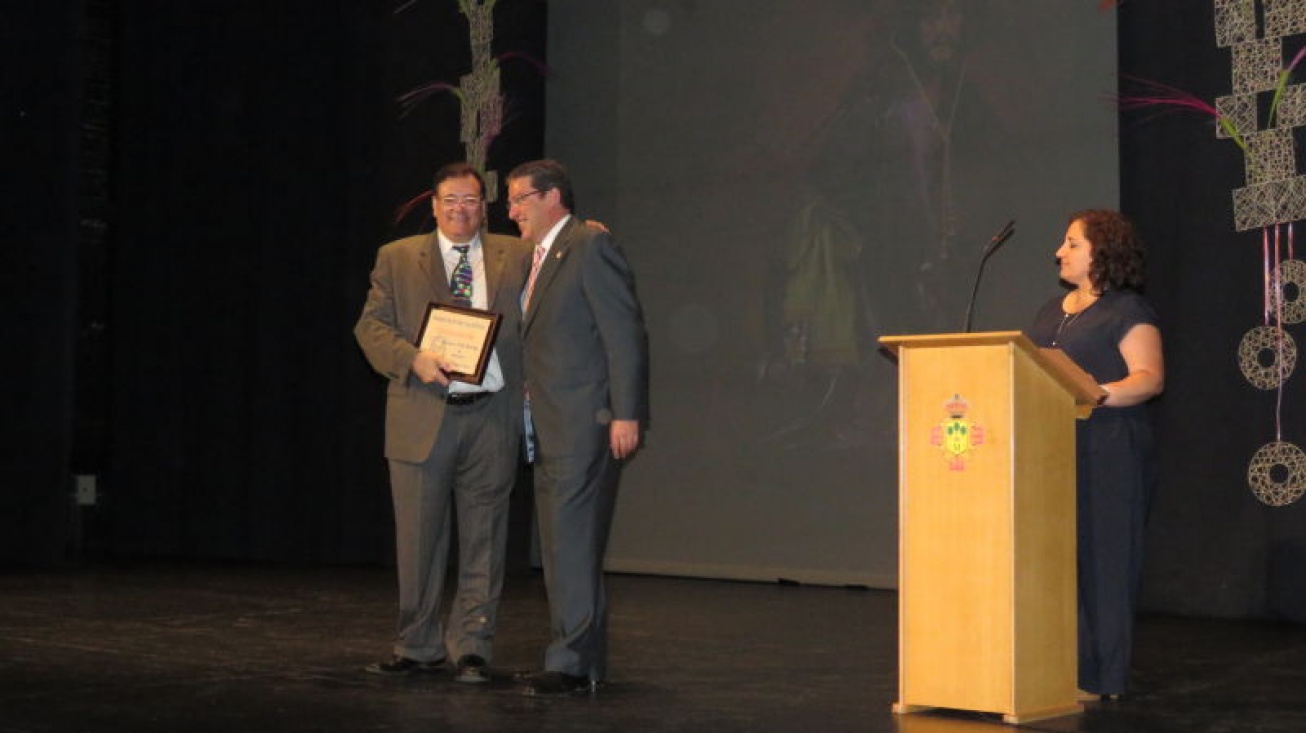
left=508, top=189, right=545, bottom=207
left=438, top=195, right=483, bottom=208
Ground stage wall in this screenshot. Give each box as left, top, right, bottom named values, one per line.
left=547, top=1, right=1119, bottom=586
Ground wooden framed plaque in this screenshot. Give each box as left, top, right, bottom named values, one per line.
left=415, top=303, right=502, bottom=385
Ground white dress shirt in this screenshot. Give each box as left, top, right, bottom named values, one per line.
left=437, top=231, right=505, bottom=394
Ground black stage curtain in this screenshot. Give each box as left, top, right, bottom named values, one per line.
left=2, top=1, right=82, bottom=567
left=15, top=1, right=1306, bottom=623
left=1120, top=4, right=1306, bottom=621
left=102, top=0, right=545, bottom=564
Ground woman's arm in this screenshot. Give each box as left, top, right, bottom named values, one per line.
left=1100, top=323, right=1164, bottom=407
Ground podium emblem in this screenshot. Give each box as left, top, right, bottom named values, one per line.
left=931, top=394, right=985, bottom=471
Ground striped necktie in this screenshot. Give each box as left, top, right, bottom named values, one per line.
left=450, top=244, right=473, bottom=307
left=522, top=245, right=546, bottom=311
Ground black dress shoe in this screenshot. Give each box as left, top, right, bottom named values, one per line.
left=364, top=655, right=446, bottom=676
left=521, top=670, right=597, bottom=696
left=454, top=654, right=490, bottom=684
left=1078, top=689, right=1125, bottom=703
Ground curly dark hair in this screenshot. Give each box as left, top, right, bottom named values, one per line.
left=1070, top=209, right=1146, bottom=292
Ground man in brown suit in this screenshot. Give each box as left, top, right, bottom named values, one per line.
left=354, top=162, right=529, bottom=684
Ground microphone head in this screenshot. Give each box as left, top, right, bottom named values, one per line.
left=984, top=220, right=1016, bottom=256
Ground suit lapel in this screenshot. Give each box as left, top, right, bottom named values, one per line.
left=522, top=218, right=577, bottom=333
left=420, top=232, right=454, bottom=303
left=483, top=235, right=506, bottom=302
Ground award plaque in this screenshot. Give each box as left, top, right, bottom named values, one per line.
left=415, top=303, right=502, bottom=385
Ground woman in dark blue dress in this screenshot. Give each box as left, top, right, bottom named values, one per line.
left=1027, top=210, right=1164, bottom=700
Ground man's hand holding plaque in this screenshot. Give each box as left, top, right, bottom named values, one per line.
left=415, top=303, right=502, bottom=385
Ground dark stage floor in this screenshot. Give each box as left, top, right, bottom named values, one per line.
left=1, top=562, right=1304, bottom=733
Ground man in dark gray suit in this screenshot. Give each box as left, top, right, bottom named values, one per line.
left=355, top=162, right=529, bottom=684
left=507, top=159, right=650, bottom=696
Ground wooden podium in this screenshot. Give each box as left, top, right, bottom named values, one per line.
left=878, top=331, right=1103, bottom=725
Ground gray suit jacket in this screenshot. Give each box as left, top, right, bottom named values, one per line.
left=355, top=231, right=531, bottom=463
left=522, top=217, right=649, bottom=455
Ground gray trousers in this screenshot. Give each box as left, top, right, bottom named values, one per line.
left=532, top=438, right=621, bottom=681
left=388, top=392, right=517, bottom=663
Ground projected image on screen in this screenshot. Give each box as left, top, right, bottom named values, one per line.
left=798, top=0, right=982, bottom=336
left=546, top=0, right=1118, bottom=586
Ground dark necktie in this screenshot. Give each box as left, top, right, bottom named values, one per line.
left=450, top=244, right=473, bottom=307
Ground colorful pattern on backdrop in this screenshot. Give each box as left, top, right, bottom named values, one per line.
left=398, top=0, right=504, bottom=196
left=1217, top=0, right=1306, bottom=506
left=1120, top=1, right=1306, bottom=506
left=392, top=0, right=548, bottom=222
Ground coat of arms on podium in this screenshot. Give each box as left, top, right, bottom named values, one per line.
left=930, top=393, right=985, bottom=471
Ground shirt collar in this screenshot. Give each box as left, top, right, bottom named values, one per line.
left=436, top=230, right=481, bottom=256
left=536, top=214, right=572, bottom=255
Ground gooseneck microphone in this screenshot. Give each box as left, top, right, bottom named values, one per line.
left=963, top=219, right=1016, bottom=333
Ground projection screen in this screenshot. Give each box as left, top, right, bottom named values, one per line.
left=544, top=0, right=1118, bottom=587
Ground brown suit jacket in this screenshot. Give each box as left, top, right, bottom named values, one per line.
left=355, top=231, right=530, bottom=462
